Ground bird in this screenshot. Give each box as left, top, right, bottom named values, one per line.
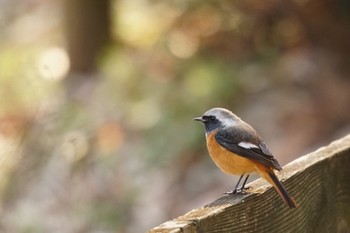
left=193, top=107, right=296, bottom=208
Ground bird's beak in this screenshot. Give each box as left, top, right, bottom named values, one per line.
left=193, top=116, right=205, bottom=122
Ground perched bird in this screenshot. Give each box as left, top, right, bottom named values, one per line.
left=194, top=107, right=296, bottom=208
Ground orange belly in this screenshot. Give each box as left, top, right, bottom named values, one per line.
left=206, top=131, right=257, bottom=175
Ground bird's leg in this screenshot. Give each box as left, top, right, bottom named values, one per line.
left=225, top=174, right=244, bottom=195
left=238, top=174, right=250, bottom=193
left=225, top=175, right=251, bottom=195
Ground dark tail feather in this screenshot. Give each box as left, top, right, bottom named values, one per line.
left=267, top=170, right=297, bottom=208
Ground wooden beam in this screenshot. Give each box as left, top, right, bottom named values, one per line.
left=148, top=134, right=350, bottom=233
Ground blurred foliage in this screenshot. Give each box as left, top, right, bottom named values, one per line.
left=0, top=0, right=349, bottom=232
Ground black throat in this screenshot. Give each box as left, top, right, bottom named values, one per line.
left=204, top=121, right=224, bottom=135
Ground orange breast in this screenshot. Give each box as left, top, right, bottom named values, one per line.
left=206, top=131, right=257, bottom=175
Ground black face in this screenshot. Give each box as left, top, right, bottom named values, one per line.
left=195, top=115, right=223, bottom=134
left=202, top=115, right=216, bottom=123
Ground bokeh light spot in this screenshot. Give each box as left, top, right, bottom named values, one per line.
left=185, top=65, right=217, bottom=97
left=127, top=99, right=161, bottom=130
left=38, top=47, right=70, bottom=80
left=168, top=30, right=199, bottom=59
left=97, top=121, right=124, bottom=154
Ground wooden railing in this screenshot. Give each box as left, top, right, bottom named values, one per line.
left=148, top=134, right=350, bottom=233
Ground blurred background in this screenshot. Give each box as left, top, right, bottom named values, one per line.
left=0, top=0, right=349, bottom=232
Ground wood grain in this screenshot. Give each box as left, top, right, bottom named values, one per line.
left=148, top=134, right=350, bottom=233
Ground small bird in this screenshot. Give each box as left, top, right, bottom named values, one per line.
left=194, top=107, right=296, bottom=208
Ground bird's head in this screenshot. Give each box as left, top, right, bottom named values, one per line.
left=193, top=108, right=240, bottom=134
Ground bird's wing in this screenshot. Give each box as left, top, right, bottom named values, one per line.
left=215, top=127, right=282, bottom=170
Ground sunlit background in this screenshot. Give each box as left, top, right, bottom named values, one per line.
left=0, top=0, right=349, bottom=232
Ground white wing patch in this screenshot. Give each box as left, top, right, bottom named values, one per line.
left=238, top=141, right=259, bottom=149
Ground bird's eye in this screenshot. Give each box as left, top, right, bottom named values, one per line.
left=209, top=116, right=216, bottom=121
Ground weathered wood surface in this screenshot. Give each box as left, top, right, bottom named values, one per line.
left=148, top=134, right=350, bottom=233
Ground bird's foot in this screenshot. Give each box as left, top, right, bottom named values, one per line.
left=224, top=190, right=237, bottom=195
left=224, top=186, right=251, bottom=195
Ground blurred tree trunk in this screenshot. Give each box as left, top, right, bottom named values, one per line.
left=64, top=0, right=111, bottom=74
left=63, top=0, right=112, bottom=99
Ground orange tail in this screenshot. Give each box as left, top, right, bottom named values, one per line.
left=257, top=165, right=296, bottom=208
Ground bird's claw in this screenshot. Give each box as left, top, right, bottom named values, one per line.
left=224, top=186, right=251, bottom=195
